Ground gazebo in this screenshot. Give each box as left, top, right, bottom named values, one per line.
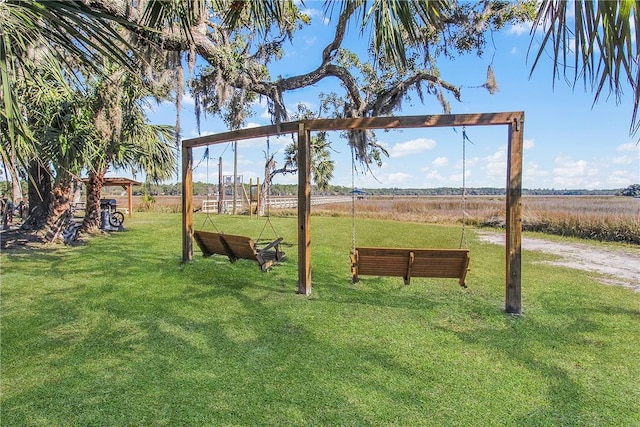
left=83, top=177, right=141, bottom=217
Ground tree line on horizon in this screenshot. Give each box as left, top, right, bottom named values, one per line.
left=72, top=182, right=638, bottom=198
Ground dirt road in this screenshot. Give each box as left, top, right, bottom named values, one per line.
left=477, top=232, right=640, bottom=292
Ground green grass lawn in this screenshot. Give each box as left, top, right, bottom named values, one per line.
left=2, top=213, right=639, bottom=426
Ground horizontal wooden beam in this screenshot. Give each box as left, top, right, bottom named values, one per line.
left=303, top=112, right=523, bottom=131
left=183, top=122, right=300, bottom=148
left=182, top=112, right=524, bottom=149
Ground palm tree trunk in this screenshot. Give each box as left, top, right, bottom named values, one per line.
left=6, top=160, right=23, bottom=203
left=24, top=160, right=52, bottom=229
left=82, top=169, right=105, bottom=232
left=45, top=178, right=72, bottom=237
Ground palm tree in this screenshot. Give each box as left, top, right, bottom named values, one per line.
left=17, top=75, right=97, bottom=230
left=0, top=0, right=140, bottom=166
left=342, top=0, right=639, bottom=135
left=81, top=64, right=176, bottom=232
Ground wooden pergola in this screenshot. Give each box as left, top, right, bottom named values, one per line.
left=182, top=112, right=524, bottom=314
left=83, top=177, right=141, bottom=217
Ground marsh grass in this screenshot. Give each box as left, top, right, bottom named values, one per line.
left=2, top=213, right=639, bottom=425
left=115, top=195, right=640, bottom=244
left=311, top=196, right=640, bottom=244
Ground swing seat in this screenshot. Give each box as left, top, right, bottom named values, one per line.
left=193, top=230, right=285, bottom=271
left=350, top=247, right=469, bottom=287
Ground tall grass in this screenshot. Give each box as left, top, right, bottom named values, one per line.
left=313, top=196, right=640, bottom=244
left=522, top=196, right=640, bottom=243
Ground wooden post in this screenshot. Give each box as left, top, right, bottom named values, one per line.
left=256, top=177, right=260, bottom=217
left=233, top=141, right=238, bottom=215
left=505, top=114, right=524, bottom=314
left=127, top=184, right=133, bottom=217
left=249, top=178, right=253, bottom=219
left=218, top=156, right=223, bottom=214
left=182, top=146, right=194, bottom=263
left=297, top=123, right=312, bottom=294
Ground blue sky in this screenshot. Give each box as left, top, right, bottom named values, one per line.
left=139, top=6, right=640, bottom=190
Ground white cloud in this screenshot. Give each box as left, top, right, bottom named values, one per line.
left=385, top=172, right=412, bottom=185
left=523, top=162, right=550, bottom=189
left=269, top=134, right=296, bottom=149
left=238, top=137, right=269, bottom=149
left=182, top=92, right=195, bottom=106
left=553, top=157, right=596, bottom=178
left=273, top=173, right=297, bottom=185
left=421, top=169, right=445, bottom=186
left=389, top=137, right=436, bottom=158
left=188, top=129, right=215, bottom=138
left=193, top=171, right=208, bottom=182
left=604, top=169, right=638, bottom=187
left=510, top=46, right=518, bottom=55
left=260, top=108, right=272, bottom=120
left=432, top=156, right=448, bottom=167
left=239, top=168, right=261, bottom=180
left=467, top=156, right=481, bottom=167
left=524, top=161, right=549, bottom=178
left=552, top=156, right=600, bottom=188
left=616, top=142, right=635, bottom=151
left=524, top=139, right=535, bottom=150
left=508, top=22, right=532, bottom=36
left=612, top=156, right=633, bottom=165
left=483, top=146, right=507, bottom=178
left=617, top=142, right=640, bottom=155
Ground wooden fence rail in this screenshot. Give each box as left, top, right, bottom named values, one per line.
left=201, top=196, right=352, bottom=212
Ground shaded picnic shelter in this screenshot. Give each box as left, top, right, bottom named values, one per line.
left=82, top=177, right=141, bottom=217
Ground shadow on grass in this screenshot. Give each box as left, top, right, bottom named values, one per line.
left=3, top=260, right=454, bottom=424
left=3, top=218, right=639, bottom=425
left=2, top=238, right=503, bottom=425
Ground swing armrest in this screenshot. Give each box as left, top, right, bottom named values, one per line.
left=257, top=237, right=283, bottom=253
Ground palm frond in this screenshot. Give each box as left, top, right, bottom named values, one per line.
left=532, top=0, right=639, bottom=135
left=338, top=0, right=449, bottom=69
left=213, top=0, right=298, bottom=34
left=0, top=0, right=143, bottom=167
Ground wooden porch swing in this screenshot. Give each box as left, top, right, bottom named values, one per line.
left=192, top=140, right=285, bottom=271
left=349, top=128, right=472, bottom=287
left=193, top=230, right=285, bottom=272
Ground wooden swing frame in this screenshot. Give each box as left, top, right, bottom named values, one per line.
left=182, top=112, right=524, bottom=314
